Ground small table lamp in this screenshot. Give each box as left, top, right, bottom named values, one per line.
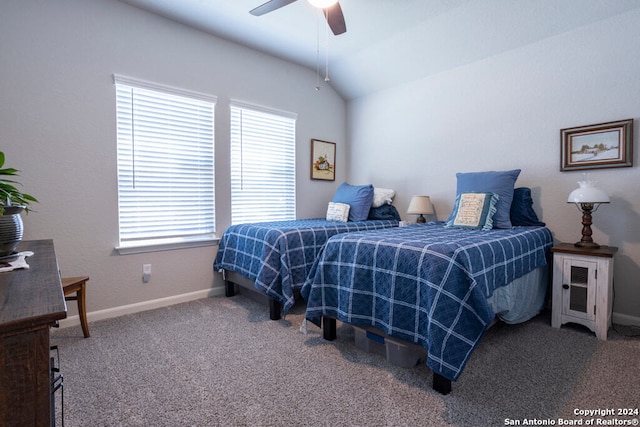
left=407, top=195, right=434, bottom=223
left=567, top=178, right=609, bottom=248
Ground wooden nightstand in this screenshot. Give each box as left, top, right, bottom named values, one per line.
left=551, top=243, right=617, bottom=340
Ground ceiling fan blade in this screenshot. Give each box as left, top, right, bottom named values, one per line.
left=250, top=0, right=299, bottom=16
left=323, top=2, right=346, bottom=35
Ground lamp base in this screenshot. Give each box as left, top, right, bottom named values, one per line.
left=575, top=241, right=601, bottom=249
left=574, top=203, right=602, bottom=249
left=416, top=214, right=426, bottom=224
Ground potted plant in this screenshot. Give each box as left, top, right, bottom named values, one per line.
left=0, top=151, right=38, bottom=257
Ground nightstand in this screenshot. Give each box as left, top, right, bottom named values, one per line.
left=551, top=243, right=617, bottom=340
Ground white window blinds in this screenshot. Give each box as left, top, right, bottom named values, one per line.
left=230, top=101, right=297, bottom=224
left=114, top=75, right=216, bottom=249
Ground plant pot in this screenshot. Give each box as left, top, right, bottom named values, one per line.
left=0, top=206, right=25, bottom=257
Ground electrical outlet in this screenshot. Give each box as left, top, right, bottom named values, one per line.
left=142, top=264, right=151, bottom=283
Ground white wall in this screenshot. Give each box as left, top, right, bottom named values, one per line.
left=4, top=0, right=639, bottom=325
left=347, top=9, right=640, bottom=322
left=0, top=0, right=346, bottom=318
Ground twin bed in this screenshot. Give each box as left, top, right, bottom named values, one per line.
left=214, top=174, right=553, bottom=394
left=213, top=217, right=399, bottom=319
left=301, top=222, right=553, bottom=394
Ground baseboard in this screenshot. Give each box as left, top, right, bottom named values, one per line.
left=56, top=292, right=640, bottom=330
left=613, top=312, right=640, bottom=327
left=57, top=287, right=225, bottom=330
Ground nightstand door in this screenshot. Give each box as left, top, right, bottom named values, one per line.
left=561, top=258, right=596, bottom=322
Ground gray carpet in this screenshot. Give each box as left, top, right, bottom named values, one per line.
left=51, top=294, right=640, bottom=427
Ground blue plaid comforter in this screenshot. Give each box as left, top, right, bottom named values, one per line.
left=213, top=219, right=399, bottom=315
left=301, top=222, right=553, bottom=381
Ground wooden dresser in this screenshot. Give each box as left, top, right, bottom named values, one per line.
left=0, top=240, right=67, bottom=426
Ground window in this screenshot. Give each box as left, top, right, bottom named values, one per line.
left=230, top=101, right=297, bottom=224
left=114, top=75, right=216, bottom=253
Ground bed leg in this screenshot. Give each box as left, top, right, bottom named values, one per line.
left=269, top=299, right=282, bottom=321
left=322, top=317, right=336, bottom=341
left=224, top=280, right=236, bottom=297
left=432, top=373, right=452, bottom=395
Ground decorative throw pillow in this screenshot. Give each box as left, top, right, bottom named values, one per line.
left=445, top=192, right=499, bottom=230
left=331, top=182, right=374, bottom=222
left=510, top=187, right=545, bottom=226
left=371, top=188, right=396, bottom=208
left=367, top=204, right=401, bottom=221
left=450, top=169, right=521, bottom=229
left=326, top=202, right=350, bottom=222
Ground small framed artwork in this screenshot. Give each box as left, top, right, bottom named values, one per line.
left=560, top=119, right=633, bottom=171
left=311, top=139, right=336, bottom=181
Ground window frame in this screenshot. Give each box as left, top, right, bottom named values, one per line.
left=229, top=100, right=297, bottom=225
left=113, top=74, right=218, bottom=254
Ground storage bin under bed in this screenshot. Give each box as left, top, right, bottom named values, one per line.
left=352, top=325, right=428, bottom=368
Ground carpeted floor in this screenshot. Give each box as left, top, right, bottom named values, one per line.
left=51, top=294, right=640, bottom=427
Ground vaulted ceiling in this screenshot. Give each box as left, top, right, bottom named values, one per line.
left=118, top=0, right=640, bottom=100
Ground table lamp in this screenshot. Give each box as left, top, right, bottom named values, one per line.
left=567, top=177, right=609, bottom=248
left=407, top=195, right=434, bottom=223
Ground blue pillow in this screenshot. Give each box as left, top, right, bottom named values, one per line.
left=510, top=187, right=545, bottom=226
left=445, top=192, right=499, bottom=230
left=332, top=182, right=374, bottom=222
left=450, top=169, right=521, bottom=229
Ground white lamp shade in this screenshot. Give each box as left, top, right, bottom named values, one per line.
left=567, top=180, right=609, bottom=204
left=407, top=196, right=434, bottom=215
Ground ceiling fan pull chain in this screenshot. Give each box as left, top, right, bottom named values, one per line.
left=315, top=15, right=321, bottom=91
left=324, top=10, right=330, bottom=82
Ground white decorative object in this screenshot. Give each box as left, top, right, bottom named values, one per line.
left=326, top=202, right=350, bottom=222
left=567, top=177, right=610, bottom=204
left=0, top=251, right=33, bottom=273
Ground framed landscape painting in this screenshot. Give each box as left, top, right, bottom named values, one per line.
left=560, top=119, right=633, bottom=171
left=311, top=139, right=335, bottom=181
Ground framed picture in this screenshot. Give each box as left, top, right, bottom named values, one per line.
left=310, top=139, right=336, bottom=181
left=560, top=119, right=633, bottom=171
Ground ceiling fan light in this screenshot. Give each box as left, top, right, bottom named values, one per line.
left=308, top=0, right=338, bottom=9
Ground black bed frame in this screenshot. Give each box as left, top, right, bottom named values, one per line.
left=223, top=269, right=452, bottom=394
left=320, top=317, right=452, bottom=395
left=223, top=270, right=283, bottom=320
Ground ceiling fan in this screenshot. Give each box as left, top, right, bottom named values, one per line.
left=250, top=0, right=347, bottom=35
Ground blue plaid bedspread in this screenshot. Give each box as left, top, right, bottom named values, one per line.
left=301, top=222, right=553, bottom=381
left=213, top=218, right=398, bottom=315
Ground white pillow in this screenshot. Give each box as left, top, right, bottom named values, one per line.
left=371, top=188, right=396, bottom=208
left=326, top=202, right=350, bottom=222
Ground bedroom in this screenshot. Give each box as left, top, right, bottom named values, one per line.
left=1, top=0, right=639, bottom=421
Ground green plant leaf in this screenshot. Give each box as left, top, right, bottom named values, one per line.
left=0, top=167, right=19, bottom=177
left=0, top=151, right=38, bottom=213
